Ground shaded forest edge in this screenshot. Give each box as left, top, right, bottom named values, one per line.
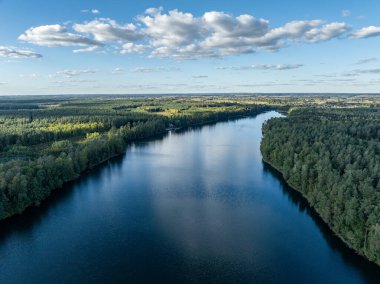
left=0, top=96, right=277, bottom=220
left=261, top=107, right=380, bottom=266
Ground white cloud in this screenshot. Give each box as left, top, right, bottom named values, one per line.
left=17, top=8, right=360, bottom=59
left=0, top=46, right=42, bottom=58
left=139, top=10, right=350, bottom=58
left=253, top=20, right=322, bottom=49
left=349, top=26, right=380, bottom=39
left=19, top=24, right=102, bottom=47
left=201, top=11, right=269, bottom=54
left=73, top=19, right=143, bottom=42
left=355, top=58, right=378, bottom=65
left=81, top=9, right=100, bottom=15
left=52, top=69, right=97, bottom=78
left=253, top=64, right=303, bottom=70
left=355, top=68, right=380, bottom=74
left=20, top=73, right=40, bottom=78
left=303, top=22, right=350, bottom=43
left=255, top=21, right=349, bottom=48
left=73, top=46, right=100, bottom=53
left=145, top=7, right=163, bottom=15
left=342, top=10, right=351, bottom=17
left=112, top=67, right=125, bottom=74
left=49, top=80, right=92, bottom=86
left=121, top=43, right=149, bottom=54
left=150, top=44, right=217, bottom=59
left=204, top=12, right=269, bottom=38
left=139, top=9, right=205, bottom=48
left=217, top=64, right=303, bottom=71
left=129, top=66, right=181, bottom=73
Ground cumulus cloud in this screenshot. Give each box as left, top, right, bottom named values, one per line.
left=349, top=26, right=380, bottom=39
left=17, top=7, right=361, bottom=59
left=138, top=9, right=205, bottom=47
left=145, top=7, right=163, bottom=15
left=121, top=43, right=149, bottom=54
left=303, top=22, right=350, bottom=43
left=150, top=44, right=217, bottom=59
left=0, top=46, right=42, bottom=58
left=140, top=10, right=350, bottom=58
left=252, top=21, right=350, bottom=48
left=19, top=24, right=102, bottom=47
left=73, top=19, right=143, bottom=42
left=202, top=11, right=269, bottom=52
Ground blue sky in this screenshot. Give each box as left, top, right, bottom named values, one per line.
left=1, top=0, right=380, bottom=95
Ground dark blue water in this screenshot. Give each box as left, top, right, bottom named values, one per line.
left=0, top=111, right=379, bottom=283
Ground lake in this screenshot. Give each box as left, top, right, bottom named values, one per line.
left=0, top=111, right=379, bottom=283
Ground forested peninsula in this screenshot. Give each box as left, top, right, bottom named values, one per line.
left=261, top=107, right=380, bottom=266
left=0, top=96, right=273, bottom=220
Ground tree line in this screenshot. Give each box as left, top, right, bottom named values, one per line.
left=261, top=107, right=380, bottom=266
left=0, top=96, right=272, bottom=220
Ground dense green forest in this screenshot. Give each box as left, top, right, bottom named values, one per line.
left=0, top=95, right=275, bottom=220
left=261, top=107, right=380, bottom=266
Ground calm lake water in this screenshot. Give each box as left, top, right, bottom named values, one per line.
left=0, top=111, right=379, bottom=283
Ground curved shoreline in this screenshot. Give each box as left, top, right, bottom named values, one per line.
left=261, top=153, right=380, bottom=269
left=262, top=158, right=380, bottom=267
left=0, top=110, right=271, bottom=222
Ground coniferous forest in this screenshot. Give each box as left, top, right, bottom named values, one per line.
left=261, top=106, right=380, bottom=266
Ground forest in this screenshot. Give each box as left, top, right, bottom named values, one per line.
left=1, top=93, right=380, bottom=268
left=261, top=106, right=380, bottom=266
left=0, top=95, right=275, bottom=220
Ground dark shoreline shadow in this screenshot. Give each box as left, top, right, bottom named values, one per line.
left=262, top=161, right=380, bottom=282
left=0, top=154, right=127, bottom=242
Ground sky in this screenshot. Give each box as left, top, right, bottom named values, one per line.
left=1, top=0, right=380, bottom=95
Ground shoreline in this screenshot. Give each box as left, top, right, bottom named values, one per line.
left=261, top=157, right=380, bottom=268
left=0, top=110, right=271, bottom=222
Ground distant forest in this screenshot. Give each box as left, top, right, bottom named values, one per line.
left=261, top=107, right=380, bottom=266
